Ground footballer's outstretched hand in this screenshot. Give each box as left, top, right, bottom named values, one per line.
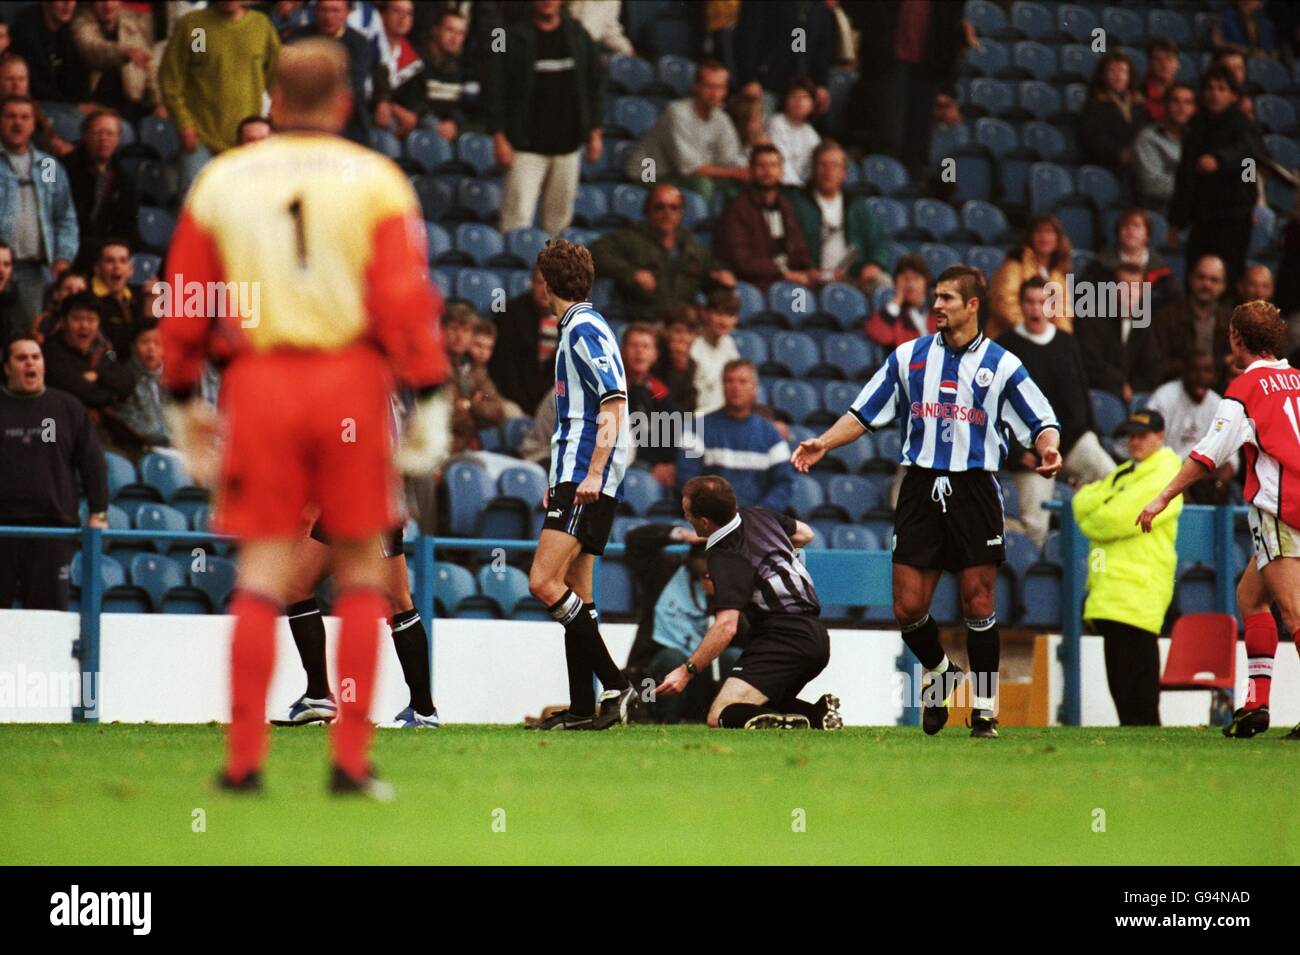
left=396, top=387, right=452, bottom=477
left=791, top=437, right=826, bottom=473
left=1035, top=445, right=1063, bottom=477
left=164, top=400, right=222, bottom=488
left=656, top=664, right=691, bottom=698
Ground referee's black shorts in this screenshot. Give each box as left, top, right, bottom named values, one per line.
left=893, top=466, right=1006, bottom=572
left=728, top=613, right=830, bottom=704
left=310, top=521, right=405, bottom=559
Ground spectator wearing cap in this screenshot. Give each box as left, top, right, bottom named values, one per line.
left=488, top=265, right=558, bottom=414
left=484, top=0, right=602, bottom=236
left=1154, top=254, right=1233, bottom=392
left=159, top=2, right=280, bottom=194
left=998, top=277, right=1114, bottom=546
left=0, top=334, right=109, bottom=611
left=987, top=215, right=1073, bottom=338
left=1132, top=83, right=1196, bottom=215
left=63, top=110, right=141, bottom=273
left=792, top=140, right=893, bottom=298
left=40, top=291, right=135, bottom=420
left=864, top=253, right=933, bottom=349
left=691, top=289, right=741, bottom=416
left=678, top=359, right=793, bottom=512
left=71, top=0, right=159, bottom=120
left=0, top=93, right=78, bottom=331
left=10, top=0, right=90, bottom=106
left=765, top=79, right=820, bottom=187
left=1075, top=262, right=1165, bottom=404
left=1169, top=66, right=1269, bottom=291
left=592, top=183, right=735, bottom=325
left=622, top=322, right=677, bottom=487
left=652, top=305, right=699, bottom=414
left=624, top=59, right=749, bottom=203
left=713, top=144, right=816, bottom=291
left=1082, top=209, right=1180, bottom=319
left=1072, top=410, right=1183, bottom=726
left=1145, top=350, right=1235, bottom=505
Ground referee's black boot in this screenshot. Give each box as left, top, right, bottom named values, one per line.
left=590, top=685, right=638, bottom=730
left=1223, top=705, right=1270, bottom=738
left=969, top=713, right=1000, bottom=739
left=920, top=664, right=964, bottom=736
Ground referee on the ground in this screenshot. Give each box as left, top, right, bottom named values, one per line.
left=792, top=265, right=1061, bottom=738
left=656, top=475, right=843, bottom=730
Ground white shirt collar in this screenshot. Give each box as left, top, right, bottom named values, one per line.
left=559, top=301, right=593, bottom=329
left=706, top=512, right=742, bottom=550
left=1244, top=358, right=1290, bottom=373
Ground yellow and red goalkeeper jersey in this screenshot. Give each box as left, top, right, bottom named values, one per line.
left=160, top=131, right=447, bottom=395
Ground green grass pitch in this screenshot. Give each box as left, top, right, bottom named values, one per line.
left=2, top=723, right=1296, bottom=865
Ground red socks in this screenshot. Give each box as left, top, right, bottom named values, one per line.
left=1243, top=612, right=1279, bottom=710
left=226, top=592, right=280, bottom=781
left=330, top=588, right=388, bottom=779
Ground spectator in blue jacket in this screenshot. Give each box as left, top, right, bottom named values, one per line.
left=678, top=358, right=793, bottom=512
left=0, top=94, right=79, bottom=331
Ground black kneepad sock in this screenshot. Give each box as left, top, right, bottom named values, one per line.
left=966, top=615, right=1000, bottom=715
left=719, top=703, right=778, bottom=728
left=390, top=608, right=435, bottom=716
left=549, top=590, right=596, bottom=713
left=287, top=598, right=330, bottom=699
left=901, top=613, right=945, bottom=671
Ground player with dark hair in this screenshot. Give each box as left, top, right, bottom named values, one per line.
left=657, top=475, right=841, bottom=729
left=525, top=239, right=636, bottom=730
left=792, top=265, right=1061, bottom=738
left=160, top=40, right=449, bottom=796
left=1140, top=301, right=1300, bottom=740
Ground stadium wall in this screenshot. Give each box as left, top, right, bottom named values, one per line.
left=1, top=610, right=1297, bottom=726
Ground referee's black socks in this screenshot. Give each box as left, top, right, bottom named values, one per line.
left=966, top=614, right=1000, bottom=718
left=390, top=608, right=436, bottom=717
left=287, top=598, right=330, bottom=699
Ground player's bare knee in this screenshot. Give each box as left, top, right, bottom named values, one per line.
left=960, top=590, right=995, bottom=620
left=894, top=601, right=926, bottom=627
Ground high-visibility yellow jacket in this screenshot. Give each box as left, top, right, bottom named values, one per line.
left=1071, top=447, right=1184, bottom=635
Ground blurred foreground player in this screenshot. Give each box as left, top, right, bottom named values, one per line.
left=1139, top=301, right=1300, bottom=740
left=525, top=240, right=635, bottom=730
left=161, top=40, right=449, bottom=795
left=657, top=475, right=841, bottom=730
left=792, top=266, right=1062, bottom=738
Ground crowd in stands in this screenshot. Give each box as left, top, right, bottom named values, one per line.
left=1, top=0, right=1299, bottom=632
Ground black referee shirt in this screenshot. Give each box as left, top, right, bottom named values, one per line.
left=705, top=506, right=820, bottom=617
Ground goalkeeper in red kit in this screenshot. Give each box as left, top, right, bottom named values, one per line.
left=160, top=40, right=450, bottom=797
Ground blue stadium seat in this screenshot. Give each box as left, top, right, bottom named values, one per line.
left=1011, top=1, right=1053, bottom=40
left=135, top=160, right=176, bottom=207
left=189, top=555, right=235, bottom=612
left=368, top=127, right=401, bottom=159
left=137, top=207, right=174, bottom=253
left=431, top=268, right=452, bottom=298
left=1250, top=205, right=1277, bottom=257
left=425, top=221, right=452, bottom=262
left=928, top=122, right=970, bottom=172
left=920, top=243, right=961, bottom=278
left=875, top=429, right=902, bottom=463
left=503, top=416, right=533, bottom=453
left=620, top=467, right=664, bottom=517
left=478, top=494, right=530, bottom=542
left=952, top=151, right=993, bottom=204
left=973, top=117, right=1018, bottom=158
left=70, top=552, right=128, bottom=591
left=139, top=116, right=178, bottom=162
left=1102, top=6, right=1144, bottom=45
left=656, top=54, right=696, bottom=97
left=731, top=329, right=768, bottom=365
left=828, top=474, right=883, bottom=521
left=911, top=198, right=961, bottom=241
left=133, top=503, right=187, bottom=553
left=790, top=473, right=824, bottom=519
left=456, top=131, right=495, bottom=176
left=1003, top=531, right=1040, bottom=575
left=1266, top=134, right=1300, bottom=171
left=969, top=78, right=1015, bottom=117
left=1090, top=389, right=1127, bottom=436
left=454, top=222, right=504, bottom=266
left=961, top=200, right=1010, bottom=245
left=767, top=281, right=816, bottom=326
left=1077, top=165, right=1121, bottom=210
left=455, top=178, right=503, bottom=222
left=965, top=0, right=1009, bottom=39
left=454, top=268, right=503, bottom=313
left=609, top=515, right=649, bottom=544
left=1018, top=80, right=1061, bottom=120
left=998, top=473, right=1020, bottom=518
left=477, top=565, right=531, bottom=617
left=1174, top=566, right=1217, bottom=617
left=1147, top=10, right=1192, bottom=46
left=963, top=38, right=1009, bottom=78
left=573, top=184, right=610, bottom=225
left=769, top=332, right=820, bottom=378
left=771, top=379, right=821, bottom=425
left=1028, top=162, right=1073, bottom=214
left=498, top=466, right=547, bottom=509
left=966, top=245, right=1005, bottom=277
left=1057, top=44, right=1096, bottom=84
left=608, top=53, right=654, bottom=94
left=1013, top=41, right=1057, bottom=81
left=680, top=188, right=709, bottom=227
left=1057, top=4, right=1100, bottom=43
left=1020, top=564, right=1063, bottom=628
left=405, top=128, right=454, bottom=172
left=432, top=562, right=476, bottom=616
left=1247, top=57, right=1290, bottom=95
left=611, top=183, right=647, bottom=222
left=611, top=96, right=658, bottom=138
left=865, top=196, right=909, bottom=235
left=131, top=253, right=160, bottom=286
left=1063, top=82, right=1088, bottom=115
left=129, top=553, right=185, bottom=610
left=105, top=451, right=136, bottom=500
left=598, top=557, right=635, bottom=616
left=819, top=283, right=869, bottom=330
left=735, top=281, right=764, bottom=320
left=138, top=452, right=189, bottom=501
left=831, top=524, right=880, bottom=551
left=1020, top=120, right=1066, bottom=161
left=998, top=155, right=1032, bottom=207
left=415, top=175, right=456, bottom=223
left=1055, top=201, right=1096, bottom=252
left=1254, top=95, right=1296, bottom=135
left=1070, top=249, right=1096, bottom=275
left=828, top=434, right=872, bottom=473
left=445, top=461, right=491, bottom=536
left=823, top=335, right=875, bottom=379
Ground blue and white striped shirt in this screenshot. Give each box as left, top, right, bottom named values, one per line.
left=849, top=332, right=1059, bottom=472
left=551, top=301, right=631, bottom=499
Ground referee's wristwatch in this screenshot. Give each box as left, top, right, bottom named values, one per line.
left=684, top=660, right=698, bottom=675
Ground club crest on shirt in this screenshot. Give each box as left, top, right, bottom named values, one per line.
left=1213, top=418, right=1226, bottom=431
left=975, top=368, right=995, bottom=388
left=555, top=380, right=565, bottom=397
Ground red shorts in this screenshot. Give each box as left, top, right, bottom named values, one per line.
left=214, top=345, right=401, bottom=540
